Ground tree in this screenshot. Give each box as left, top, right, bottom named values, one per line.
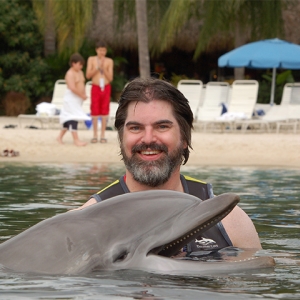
left=135, top=0, right=150, bottom=78
left=32, top=0, right=93, bottom=56
left=158, top=0, right=287, bottom=79
left=0, top=0, right=51, bottom=103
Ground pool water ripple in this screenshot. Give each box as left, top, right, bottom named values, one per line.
left=0, top=163, right=299, bottom=299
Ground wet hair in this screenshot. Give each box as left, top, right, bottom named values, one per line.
left=115, top=77, right=194, bottom=165
left=95, top=40, right=107, bottom=49
left=69, top=53, right=85, bottom=67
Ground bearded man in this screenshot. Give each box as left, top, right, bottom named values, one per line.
left=75, top=77, right=262, bottom=254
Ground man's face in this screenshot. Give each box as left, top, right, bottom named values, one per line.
left=96, top=47, right=107, bottom=57
left=121, top=99, right=187, bottom=187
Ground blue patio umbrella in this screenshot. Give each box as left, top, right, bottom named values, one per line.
left=218, top=38, right=300, bottom=105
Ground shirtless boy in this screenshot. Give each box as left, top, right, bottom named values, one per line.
left=86, top=40, right=114, bottom=143
left=57, top=53, right=90, bottom=146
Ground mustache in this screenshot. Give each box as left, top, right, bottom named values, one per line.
left=131, top=142, right=168, bottom=154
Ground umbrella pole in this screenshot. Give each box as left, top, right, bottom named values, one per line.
left=270, top=67, right=276, bottom=105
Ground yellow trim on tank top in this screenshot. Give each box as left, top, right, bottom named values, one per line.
left=183, top=175, right=206, bottom=184
left=96, top=179, right=120, bottom=195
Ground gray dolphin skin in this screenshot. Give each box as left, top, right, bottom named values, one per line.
left=0, top=190, right=275, bottom=275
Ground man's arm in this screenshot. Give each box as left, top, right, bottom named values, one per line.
left=69, top=197, right=97, bottom=211
left=222, top=206, right=262, bottom=249
left=86, top=57, right=98, bottom=79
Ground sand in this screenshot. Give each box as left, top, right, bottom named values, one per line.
left=0, top=116, right=299, bottom=168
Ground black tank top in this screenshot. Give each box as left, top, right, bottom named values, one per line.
left=91, top=175, right=233, bottom=255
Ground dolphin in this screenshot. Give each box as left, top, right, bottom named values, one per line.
left=0, top=190, right=275, bottom=275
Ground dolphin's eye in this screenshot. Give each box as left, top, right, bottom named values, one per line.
left=114, top=251, right=128, bottom=263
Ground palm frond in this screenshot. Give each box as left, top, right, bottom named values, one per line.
left=52, top=0, right=93, bottom=53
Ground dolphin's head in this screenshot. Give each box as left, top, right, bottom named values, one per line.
left=80, top=191, right=239, bottom=272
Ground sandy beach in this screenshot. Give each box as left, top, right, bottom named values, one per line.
left=0, top=116, right=299, bottom=168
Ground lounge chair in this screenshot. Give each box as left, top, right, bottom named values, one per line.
left=276, top=104, right=300, bottom=133
left=107, top=101, right=119, bottom=130
left=82, top=81, right=92, bottom=114
left=227, top=80, right=259, bottom=119
left=50, top=79, right=67, bottom=112
left=206, top=80, right=259, bottom=132
left=18, top=79, right=67, bottom=129
left=197, top=82, right=229, bottom=131
left=239, top=104, right=290, bottom=133
left=280, top=83, right=300, bottom=105
left=177, top=80, right=203, bottom=121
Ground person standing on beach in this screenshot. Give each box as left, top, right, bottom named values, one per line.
left=73, top=77, right=262, bottom=255
left=57, top=53, right=90, bottom=147
left=86, top=40, right=114, bottom=144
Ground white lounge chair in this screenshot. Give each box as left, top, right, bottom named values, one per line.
left=177, top=80, right=203, bottom=121
left=82, top=81, right=92, bottom=114
left=239, top=104, right=290, bottom=133
left=107, top=101, right=119, bottom=129
left=197, top=82, right=229, bottom=131
left=280, top=83, right=300, bottom=105
left=50, top=79, right=67, bottom=112
left=207, top=80, right=259, bottom=132
left=276, top=104, right=300, bottom=133
left=227, top=80, right=259, bottom=119
left=18, top=79, right=67, bottom=129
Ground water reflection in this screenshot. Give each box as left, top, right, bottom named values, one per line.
left=0, top=162, right=299, bottom=299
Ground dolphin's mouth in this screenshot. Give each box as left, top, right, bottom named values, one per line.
left=150, top=202, right=237, bottom=257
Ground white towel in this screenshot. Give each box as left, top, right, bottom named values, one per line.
left=217, top=112, right=247, bottom=121
left=36, top=102, right=57, bottom=116
left=59, top=89, right=91, bottom=124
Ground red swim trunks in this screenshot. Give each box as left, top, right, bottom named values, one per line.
left=90, top=84, right=111, bottom=116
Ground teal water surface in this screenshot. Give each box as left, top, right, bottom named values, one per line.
left=0, top=163, right=299, bottom=299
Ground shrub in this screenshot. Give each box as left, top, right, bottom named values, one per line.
left=3, top=92, right=30, bottom=116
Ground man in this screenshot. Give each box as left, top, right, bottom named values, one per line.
left=86, top=40, right=114, bottom=143
left=75, top=77, right=262, bottom=253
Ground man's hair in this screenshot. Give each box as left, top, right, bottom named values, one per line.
left=95, top=40, right=107, bottom=49
left=115, top=77, right=194, bottom=165
left=69, top=53, right=85, bottom=66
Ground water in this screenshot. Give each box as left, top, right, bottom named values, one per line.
left=0, top=163, right=299, bottom=299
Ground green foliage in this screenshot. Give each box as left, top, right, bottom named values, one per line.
left=0, top=0, right=52, bottom=110
left=170, top=73, right=190, bottom=87
left=257, top=70, right=294, bottom=104
left=112, top=56, right=128, bottom=93
left=32, top=0, right=93, bottom=54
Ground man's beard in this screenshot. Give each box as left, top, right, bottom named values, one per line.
left=121, top=141, right=184, bottom=187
